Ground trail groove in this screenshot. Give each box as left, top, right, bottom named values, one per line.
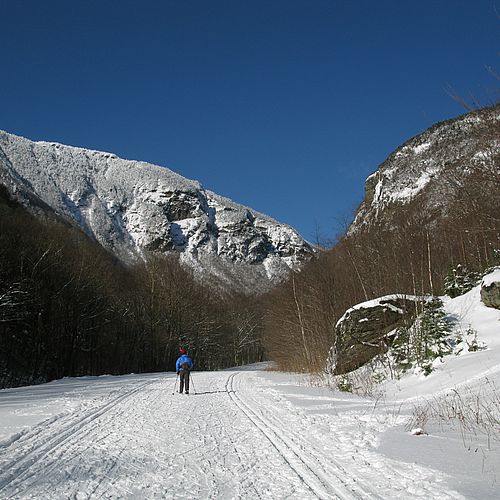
left=0, top=369, right=464, bottom=499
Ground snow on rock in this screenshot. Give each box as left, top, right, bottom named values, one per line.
left=331, top=295, right=425, bottom=375
left=481, top=267, right=500, bottom=288
left=410, top=427, right=427, bottom=436
left=0, top=130, right=314, bottom=292
left=335, top=294, right=423, bottom=328
left=349, top=104, right=500, bottom=233
left=412, top=142, right=431, bottom=154
left=480, top=267, right=500, bottom=309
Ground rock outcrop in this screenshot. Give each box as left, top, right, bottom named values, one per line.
left=349, top=104, right=500, bottom=234
left=330, top=295, right=423, bottom=375
left=0, top=130, right=314, bottom=293
left=322, top=106, right=499, bottom=376
left=481, top=268, right=500, bottom=310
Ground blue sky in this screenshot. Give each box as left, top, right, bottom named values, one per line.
left=1, top=1, right=498, bottom=242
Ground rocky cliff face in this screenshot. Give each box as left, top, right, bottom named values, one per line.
left=0, top=130, right=313, bottom=292
left=329, top=295, right=423, bottom=375
left=349, top=105, right=500, bottom=233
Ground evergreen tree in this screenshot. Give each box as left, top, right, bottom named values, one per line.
left=444, top=265, right=480, bottom=298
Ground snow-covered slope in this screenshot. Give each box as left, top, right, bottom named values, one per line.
left=1, top=365, right=498, bottom=498
left=0, top=130, right=313, bottom=292
left=382, top=270, right=500, bottom=400
left=350, top=104, right=500, bottom=233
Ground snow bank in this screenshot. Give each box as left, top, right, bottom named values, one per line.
left=335, top=293, right=423, bottom=327
left=482, top=267, right=500, bottom=287
left=383, top=280, right=500, bottom=400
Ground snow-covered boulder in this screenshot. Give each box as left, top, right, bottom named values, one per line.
left=480, top=268, right=500, bottom=310
left=330, top=295, right=423, bottom=375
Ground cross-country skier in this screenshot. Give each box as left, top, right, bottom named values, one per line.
left=176, top=348, right=193, bottom=394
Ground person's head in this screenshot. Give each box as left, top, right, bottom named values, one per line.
left=179, top=348, right=187, bottom=355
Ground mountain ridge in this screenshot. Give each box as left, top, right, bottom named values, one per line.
left=0, top=130, right=314, bottom=293
left=349, top=104, right=500, bottom=233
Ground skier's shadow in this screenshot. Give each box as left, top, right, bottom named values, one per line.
left=193, top=390, right=235, bottom=395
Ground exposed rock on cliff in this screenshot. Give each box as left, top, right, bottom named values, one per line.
left=349, top=105, right=500, bottom=233
left=330, top=295, right=423, bottom=375
left=0, top=130, right=314, bottom=292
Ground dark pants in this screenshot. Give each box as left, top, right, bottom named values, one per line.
left=179, top=371, right=190, bottom=393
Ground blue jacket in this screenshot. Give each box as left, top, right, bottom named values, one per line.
left=176, top=354, right=193, bottom=373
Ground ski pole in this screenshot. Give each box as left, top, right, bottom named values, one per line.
left=190, top=373, right=196, bottom=394
left=172, top=373, right=179, bottom=395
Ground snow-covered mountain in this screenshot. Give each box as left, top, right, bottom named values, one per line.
left=349, top=104, right=499, bottom=233
left=0, top=130, right=313, bottom=292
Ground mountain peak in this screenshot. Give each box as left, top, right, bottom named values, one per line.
left=349, top=104, right=500, bottom=233
left=0, top=130, right=313, bottom=293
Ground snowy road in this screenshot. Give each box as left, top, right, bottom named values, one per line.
left=0, top=367, right=471, bottom=499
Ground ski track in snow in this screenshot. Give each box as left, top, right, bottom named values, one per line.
left=0, top=369, right=464, bottom=499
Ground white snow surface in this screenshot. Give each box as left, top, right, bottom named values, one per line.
left=482, top=267, right=500, bottom=287
left=371, top=280, right=500, bottom=499
left=0, top=365, right=498, bottom=498
left=0, top=280, right=499, bottom=498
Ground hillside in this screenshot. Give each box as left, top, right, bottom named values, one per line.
left=0, top=130, right=313, bottom=293
left=265, top=104, right=500, bottom=373
left=350, top=104, right=499, bottom=233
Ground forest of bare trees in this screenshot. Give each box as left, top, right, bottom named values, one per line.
left=264, top=144, right=500, bottom=372
left=0, top=188, right=264, bottom=388
left=2, top=154, right=498, bottom=386
left=2, top=105, right=498, bottom=387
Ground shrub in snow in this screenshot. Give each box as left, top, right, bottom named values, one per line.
left=391, top=298, right=454, bottom=375
left=406, top=379, right=500, bottom=443
left=336, top=375, right=353, bottom=392
left=317, top=359, right=387, bottom=398
left=444, top=264, right=481, bottom=298
left=460, top=326, right=487, bottom=353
